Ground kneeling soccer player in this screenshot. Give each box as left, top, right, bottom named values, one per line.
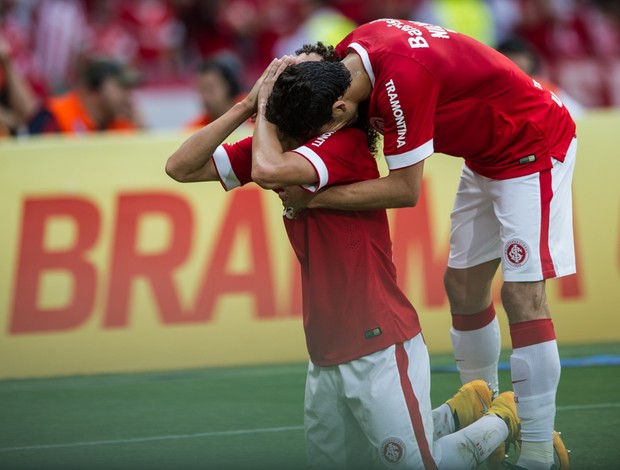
left=166, top=49, right=521, bottom=470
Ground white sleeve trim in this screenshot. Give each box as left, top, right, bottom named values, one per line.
left=291, top=146, right=328, bottom=193
left=386, top=139, right=434, bottom=170
left=212, top=145, right=241, bottom=191
left=349, top=42, right=375, bottom=87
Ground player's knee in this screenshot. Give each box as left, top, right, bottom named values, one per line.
left=443, top=268, right=487, bottom=313
left=443, top=268, right=464, bottom=305
left=501, top=281, right=549, bottom=322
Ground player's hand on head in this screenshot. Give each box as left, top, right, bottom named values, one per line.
left=257, top=56, right=296, bottom=109
left=279, top=186, right=315, bottom=213
left=245, top=56, right=293, bottom=114
left=244, top=58, right=281, bottom=115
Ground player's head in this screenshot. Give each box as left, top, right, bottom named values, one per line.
left=265, top=60, right=356, bottom=141
left=282, top=43, right=378, bottom=154
left=294, top=42, right=340, bottom=63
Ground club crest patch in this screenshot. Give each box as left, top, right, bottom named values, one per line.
left=504, top=239, right=530, bottom=268
left=381, top=437, right=406, bottom=466
left=370, top=117, right=385, bottom=132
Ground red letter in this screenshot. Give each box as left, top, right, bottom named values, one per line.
left=105, top=192, right=192, bottom=327
left=194, top=189, right=277, bottom=321
left=391, top=183, right=448, bottom=308
left=10, top=197, right=99, bottom=333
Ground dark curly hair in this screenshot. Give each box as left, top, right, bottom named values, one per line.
left=265, top=60, right=351, bottom=142
left=270, top=45, right=380, bottom=155
left=295, top=42, right=341, bottom=62
left=356, top=101, right=380, bottom=156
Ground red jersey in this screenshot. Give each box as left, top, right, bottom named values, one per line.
left=212, top=128, right=421, bottom=366
left=335, top=19, right=576, bottom=180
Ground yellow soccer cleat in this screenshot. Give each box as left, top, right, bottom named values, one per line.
left=551, top=430, right=571, bottom=470
left=486, top=430, right=570, bottom=469
left=485, top=391, right=521, bottom=444
left=446, top=379, right=494, bottom=431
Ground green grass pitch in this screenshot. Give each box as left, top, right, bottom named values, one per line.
left=1, top=343, right=619, bottom=469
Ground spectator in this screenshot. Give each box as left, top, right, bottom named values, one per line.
left=0, top=33, right=37, bottom=137
left=0, top=0, right=615, bottom=131
left=515, top=0, right=619, bottom=60
left=0, top=0, right=38, bottom=95
left=31, top=0, right=89, bottom=95
left=497, top=35, right=586, bottom=118
left=28, top=57, right=142, bottom=134
left=186, top=52, right=245, bottom=129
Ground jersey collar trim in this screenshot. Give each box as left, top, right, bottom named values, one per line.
left=349, top=42, right=375, bottom=87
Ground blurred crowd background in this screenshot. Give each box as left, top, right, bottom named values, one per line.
left=1, top=0, right=619, bottom=136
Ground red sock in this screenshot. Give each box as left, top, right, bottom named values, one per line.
left=509, top=319, right=556, bottom=348
left=451, top=303, right=496, bottom=331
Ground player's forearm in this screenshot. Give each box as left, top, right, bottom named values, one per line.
left=251, top=110, right=290, bottom=187
left=309, top=165, right=424, bottom=210
left=308, top=179, right=414, bottom=210
left=166, top=101, right=253, bottom=182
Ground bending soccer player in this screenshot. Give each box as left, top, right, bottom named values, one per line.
left=167, top=47, right=522, bottom=470
left=272, top=19, right=575, bottom=470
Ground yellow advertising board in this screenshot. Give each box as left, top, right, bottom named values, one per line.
left=1, top=112, right=619, bottom=379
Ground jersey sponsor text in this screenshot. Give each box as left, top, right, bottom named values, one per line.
left=385, top=79, right=407, bottom=148
left=311, top=131, right=336, bottom=148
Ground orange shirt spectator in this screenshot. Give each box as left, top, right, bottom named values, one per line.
left=29, top=58, right=142, bottom=134
left=43, top=90, right=136, bottom=133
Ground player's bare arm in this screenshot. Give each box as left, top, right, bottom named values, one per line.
left=165, top=101, right=252, bottom=182
left=251, top=59, right=318, bottom=190
left=280, top=162, right=425, bottom=211
left=166, top=58, right=284, bottom=183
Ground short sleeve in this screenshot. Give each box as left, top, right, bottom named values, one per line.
left=213, top=136, right=253, bottom=190
left=372, top=57, right=438, bottom=170
left=291, top=128, right=379, bottom=192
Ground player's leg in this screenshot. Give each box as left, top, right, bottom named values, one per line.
left=304, top=360, right=349, bottom=469
left=342, top=334, right=438, bottom=469
left=501, top=280, right=559, bottom=470
left=435, top=391, right=520, bottom=470
left=494, top=138, right=577, bottom=470
left=445, top=163, right=503, bottom=394
left=433, top=379, right=493, bottom=440
left=347, top=334, right=509, bottom=470
left=444, top=261, right=501, bottom=394
left=435, top=415, right=508, bottom=469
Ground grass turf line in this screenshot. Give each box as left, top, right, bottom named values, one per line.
left=1, top=343, right=619, bottom=469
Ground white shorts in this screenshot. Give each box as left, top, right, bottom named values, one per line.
left=304, top=333, right=439, bottom=469
left=448, top=138, right=577, bottom=282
